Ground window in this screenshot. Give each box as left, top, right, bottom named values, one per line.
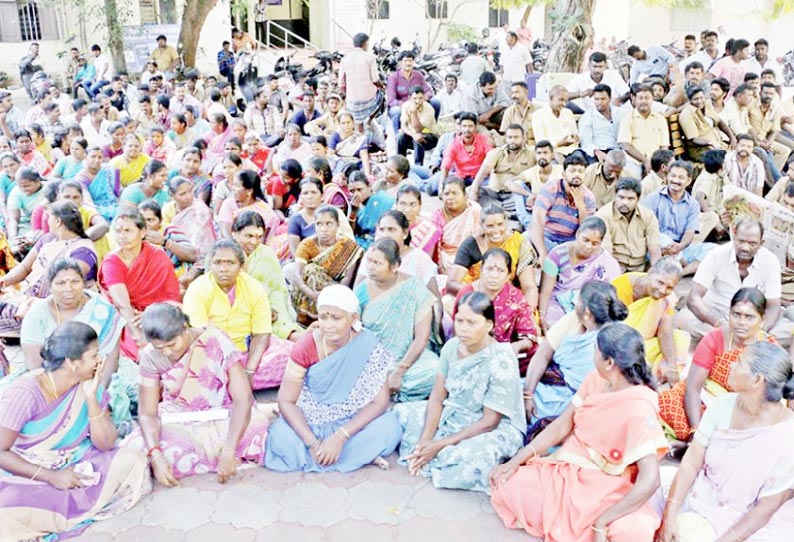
left=489, top=6, right=509, bottom=28
left=0, top=0, right=58, bottom=42
left=367, top=0, right=389, bottom=20
left=427, top=0, right=447, bottom=19
left=670, top=8, right=710, bottom=32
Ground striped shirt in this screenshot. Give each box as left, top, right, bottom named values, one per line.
left=533, top=178, right=596, bottom=244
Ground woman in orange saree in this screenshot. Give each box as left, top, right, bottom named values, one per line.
left=490, top=323, right=667, bottom=542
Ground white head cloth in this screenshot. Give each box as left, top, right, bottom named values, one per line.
left=317, top=284, right=360, bottom=316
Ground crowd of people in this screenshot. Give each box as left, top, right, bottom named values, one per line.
left=0, top=24, right=793, bottom=542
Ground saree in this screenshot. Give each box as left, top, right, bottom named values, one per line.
left=80, top=206, right=111, bottom=262
left=492, top=370, right=667, bottom=542
left=264, top=330, right=402, bottom=472
left=0, top=237, right=97, bottom=335
left=410, top=219, right=442, bottom=259
left=658, top=328, right=776, bottom=441
left=431, top=202, right=481, bottom=274
left=167, top=199, right=218, bottom=268
left=109, top=153, right=150, bottom=189
left=244, top=244, right=301, bottom=340
left=462, top=232, right=536, bottom=284
left=394, top=339, right=526, bottom=493
left=291, top=237, right=363, bottom=326
left=356, top=276, right=439, bottom=402
left=125, top=326, right=269, bottom=478
left=456, top=282, right=538, bottom=376
left=613, top=272, right=691, bottom=377
left=542, top=243, right=621, bottom=327
left=99, top=242, right=181, bottom=359
left=322, top=181, right=352, bottom=215
left=53, top=156, right=84, bottom=181
left=77, top=166, right=120, bottom=221
left=0, top=373, right=151, bottom=541
left=528, top=328, right=598, bottom=442
left=672, top=394, right=794, bottom=542
left=354, top=190, right=395, bottom=250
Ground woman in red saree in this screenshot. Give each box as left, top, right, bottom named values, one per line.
left=490, top=323, right=667, bottom=542
left=99, top=209, right=181, bottom=360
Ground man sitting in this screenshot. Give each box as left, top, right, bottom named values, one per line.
left=676, top=218, right=782, bottom=340
left=724, top=134, right=766, bottom=196
left=578, top=84, right=624, bottom=162
left=531, top=85, right=579, bottom=158
left=463, top=71, right=510, bottom=131
left=596, top=176, right=662, bottom=271
left=566, top=51, right=629, bottom=112
left=691, top=149, right=730, bottom=242
left=509, top=140, right=563, bottom=230
left=618, top=84, right=670, bottom=178
left=583, top=149, right=626, bottom=208
left=749, top=82, right=792, bottom=187
left=305, top=92, right=343, bottom=137
left=500, top=81, right=538, bottom=145
left=642, top=160, right=713, bottom=275
left=397, top=86, right=439, bottom=166
left=470, top=123, right=536, bottom=217
left=628, top=44, right=674, bottom=83
left=679, top=87, right=734, bottom=161
left=434, top=112, right=492, bottom=195
left=529, top=152, right=596, bottom=261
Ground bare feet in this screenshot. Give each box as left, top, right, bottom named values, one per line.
left=372, top=456, right=390, bottom=470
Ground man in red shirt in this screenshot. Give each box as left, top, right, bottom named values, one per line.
left=436, top=111, right=492, bottom=195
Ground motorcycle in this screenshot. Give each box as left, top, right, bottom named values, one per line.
left=304, top=50, right=344, bottom=80
left=531, top=39, right=550, bottom=73
left=609, top=39, right=632, bottom=83
left=778, top=50, right=794, bottom=86
left=234, top=51, right=261, bottom=111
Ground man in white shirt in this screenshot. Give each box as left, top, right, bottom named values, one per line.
left=683, top=30, right=720, bottom=74
left=566, top=52, right=630, bottom=111
left=436, top=74, right=465, bottom=117
left=80, top=103, right=110, bottom=147
left=459, top=42, right=490, bottom=86
left=87, top=44, right=111, bottom=99
left=531, top=85, right=579, bottom=158
left=676, top=218, right=782, bottom=340
left=743, top=38, right=782, bottom=81
left=501, top=31, right=532, bottom=87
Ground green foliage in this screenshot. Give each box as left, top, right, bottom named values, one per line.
left=489, top=0, right=553, bottom=7
left=642, top=0, right=706, bottom=8
left=769, top=0, right=794, bottom=17
left=445, top=22, right=479, bottom=44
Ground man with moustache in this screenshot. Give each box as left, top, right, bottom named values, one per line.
left=529, top=152, right=596, bottom=262
left=470, top=124, right=536, bottom=215
left=579, top=84, right=624, bottom=162
left=723, top=134, right=766, bottom=196
left=618, top=85, right=670, bottom=178
left=435, top=111, right=492, bottom=195
left=566, top=52, right=629, bottom=112
left=643, top=160, right=712, bottom=276
left=510, top=140, right=563, bottom=230
left=749, top=82, right=792, bottom=181
left=583, top=149, right=626, bottom=207
left=676, top=218, right=782, bottom=341
left=596, top=177, right=661, bottom=272
left=500, top=82, right=538, bottom=144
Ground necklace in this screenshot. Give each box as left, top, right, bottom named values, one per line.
left=54, top=295, right=85, bottom=325
left=44, top=370, right=59, bottom=400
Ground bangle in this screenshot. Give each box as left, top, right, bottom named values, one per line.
left=244, top=368, right=256, bottom=375
left=591, top=524, right=607, bottom=535
left=523, top=393, right=534, bottom=400
left=30, top=465, right=43, bottom=481
left=220, top=446, right=236, bottom=456
left=306, top=438, right=319, bottom=449
left=151, top=454, right=168, bottom=466
left=338, top=426, right=351, bottom=440
left=666, top=497, right=683, bottom=505
left=333, top=431, right=347, bottom=443
left=526, top=444, right=538, bottom=461
left=147, top=445, right=163, bottom=458
left=89, top=411, right=105, bottom=421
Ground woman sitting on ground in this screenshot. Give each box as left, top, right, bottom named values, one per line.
left=99, top=208, right=181, bottom=359
left=119, top=159, right=170, bottom=210
left=129, top=303, right=271, bottom=484
left=231, top=211, right=301, bottom=341
left=395, top=292, right=526, bottom=493
left=431, top=176, right=481, bottom=273
left=612, top=257, right=691, bottom=384
left=210, top=152, right=242, bottom=214
left=287, top=177, right=323, bottom=257
left=523, top=280, right=628, bottom=441
left=57, top=180, right=111, bottom=261
left=217, top=169, right=280, bottom=239
left=0, top=322, right=151, bottom=541
left=75, top=146, right=119, bottom=222
left=108, top=134, right=150, bottom=191
left=328, top=112, right=371, bottom=176
left=52, top=137, right=88, bottom=182
left=446, top=204, right=538, bottom=313
left=658, top=287, right=774, bottom=442
left=454, top=248, right=538, bottom=375
left=659, top=342, right=794, bottom=542
left=183, top=239, right=294, bottom=390
left=538, top=216, right=621, bottom=331
left=290, top=205, right=363, bottom=327
left=264, top=285, right=402, bottom=473
left=490, top=323, right=667, bottom=542
left=138, top=199, right=198, bottom=280
left=0, top=200, right=98, bottom=335
left=395, top=183, right=441, bottom=259
left=349, top=172, right=394, bottom=250
left=355, top=239, right=439, bottom=402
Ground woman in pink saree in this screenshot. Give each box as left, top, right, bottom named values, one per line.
left=659, top=341, right=794, bottom=542
left=430, top=177, right=481, bottom=274
left=396, top=184, right=441, bottom=259
left=127, top=303, right=270, bottom=484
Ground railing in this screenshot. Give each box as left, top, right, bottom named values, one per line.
left=262, top=20, right=319, bottom=53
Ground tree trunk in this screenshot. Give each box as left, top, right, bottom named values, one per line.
left=545, top=0, right=597, bottom=73
left=179, top=0, right=221, bottom=68
left=103, top=0, right=127, bottom=72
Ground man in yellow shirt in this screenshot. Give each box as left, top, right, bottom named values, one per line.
left=150, top=35, right=180, bottom=79
left=618, top=85, right=670, bottom=178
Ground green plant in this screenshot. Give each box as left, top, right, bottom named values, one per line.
left=445, top=22, right=478, bottom=44
left=0, top=72, right=11, bottom=89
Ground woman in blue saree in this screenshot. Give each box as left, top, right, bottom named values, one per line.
left=355, top=239, right=440, bottom=402
left=264, top=285, right=402, bottom=473
left=0, top=322, right=150, bottom=541
left=523, top=280, right=628, bottom=441
left=76, top=146, right=120, bottom=222
left=349, top=172, right=394, bottom=250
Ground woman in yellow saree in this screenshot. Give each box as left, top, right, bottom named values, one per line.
left=612, top=256, right=691, bottom=384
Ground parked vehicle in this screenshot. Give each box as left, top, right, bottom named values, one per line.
left=778, top=50, right=794, bottom=86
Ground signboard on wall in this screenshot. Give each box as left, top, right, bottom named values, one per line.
left=123, top=24, right=181, bottom=73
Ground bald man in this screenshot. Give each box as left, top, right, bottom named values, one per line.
left=531, top=85, right=580, bottom=159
